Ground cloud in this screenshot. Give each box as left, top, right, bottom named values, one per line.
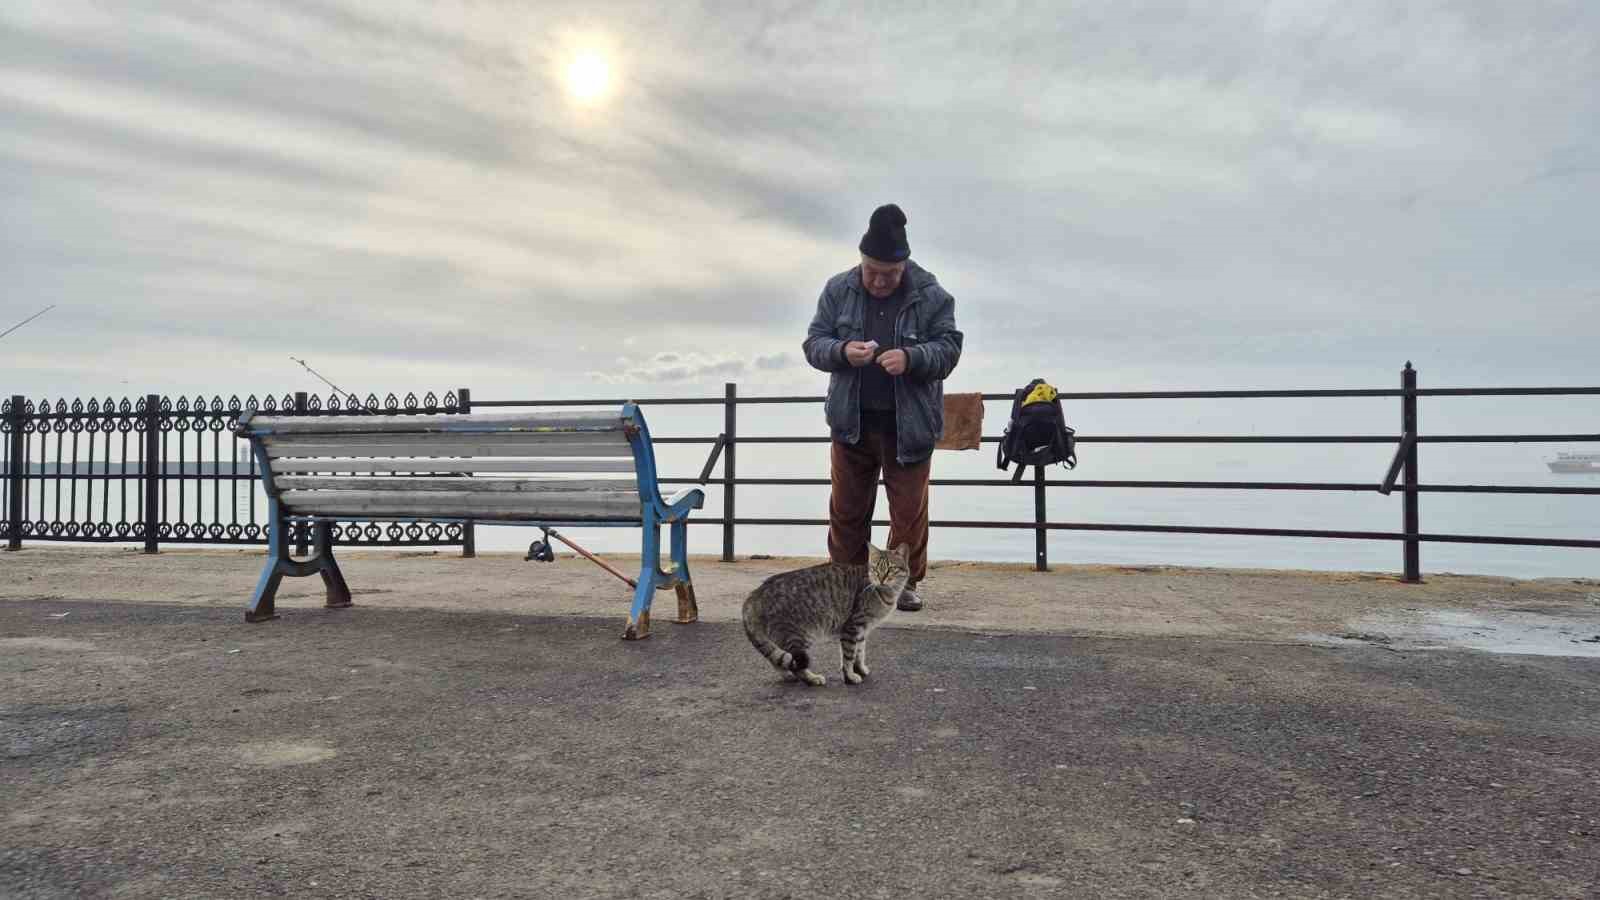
left=589, top=351, right=753, bottom=384
left=1, top=0, right=1597, bottom=405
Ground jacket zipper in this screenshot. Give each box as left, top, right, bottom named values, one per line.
left=850, top=272, right=925, bottom=460
left=891, top=287, right=926, bottom=465
left=851, top=291, right=863, bottom=444
left=892, top=299, right=903, bottom=463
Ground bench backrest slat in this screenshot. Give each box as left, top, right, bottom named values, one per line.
left=273, top=476, right=633, bottom=494
left=246, top=410, right=624, bottom=436
left=267, top=458, right=638, bottom=474
left=263, top=437, right=630, bottom=460
left=279, top=489, right=641, bottom=521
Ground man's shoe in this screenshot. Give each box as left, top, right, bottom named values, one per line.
left=896, top=587, right=923, bottom=612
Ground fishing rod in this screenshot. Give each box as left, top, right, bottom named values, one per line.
left=0, top=305, right=56, bottom=342
left=289, top=356, right=359, bottom=402
left=526, top=526, right=638, bottom=589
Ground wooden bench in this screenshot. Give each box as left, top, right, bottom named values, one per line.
left=234, top=403, right=702, bottom=639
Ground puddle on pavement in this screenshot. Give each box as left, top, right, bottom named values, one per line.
left=1307, top=606, right=1600, bottom=657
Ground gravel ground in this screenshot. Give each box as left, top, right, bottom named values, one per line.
left=4, top=546, right=1597, bottom=643
left=3, top=548, right=1598, bottom=898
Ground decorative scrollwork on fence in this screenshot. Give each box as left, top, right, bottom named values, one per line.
left=3, top=388, right=468, bottom=549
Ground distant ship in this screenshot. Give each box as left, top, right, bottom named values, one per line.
left=1547, top=452, right=1600, bottom=474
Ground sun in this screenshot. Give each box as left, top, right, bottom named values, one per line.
left=566, top=52, right=611, bottom=103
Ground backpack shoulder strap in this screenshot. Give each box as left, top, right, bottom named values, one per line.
left=1051, top=396, right=1077, bottom=469
left=996, top=385, right=1029, bottom=473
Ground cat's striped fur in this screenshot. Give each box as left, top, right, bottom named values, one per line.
left=741, top=543, right=911, bottom=686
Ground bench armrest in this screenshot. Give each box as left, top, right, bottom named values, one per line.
left=659, top=487, right=704, bottom=521
left=665, top=487, right=704, bottom=508
left=623, top=404, right=702, bottom=522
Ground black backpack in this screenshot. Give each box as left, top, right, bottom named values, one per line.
left=996, top=379, right=1076, bottom=482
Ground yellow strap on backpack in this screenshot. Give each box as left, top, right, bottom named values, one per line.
left=1022, top=382, right=1058, bottom=406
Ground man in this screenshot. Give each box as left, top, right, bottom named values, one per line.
left=802, top=203, right=963, bottom=611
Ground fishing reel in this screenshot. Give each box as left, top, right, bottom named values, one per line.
left=524, top=527, right=556, bottom=563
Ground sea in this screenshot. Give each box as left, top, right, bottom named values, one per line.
left=9, top=396, right=1596, bottom=581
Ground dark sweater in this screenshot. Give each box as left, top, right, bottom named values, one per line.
left=859, top=277, right=907, bottom=412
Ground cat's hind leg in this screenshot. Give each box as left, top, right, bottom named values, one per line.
left=788, top=643, right=825, bottom=686
left=766, top=653, right=798, bottom=682
left=745, top=612, right=801, bottom=682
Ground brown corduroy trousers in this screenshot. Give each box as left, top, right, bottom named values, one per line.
left=827, top=421, right=931, bottom=585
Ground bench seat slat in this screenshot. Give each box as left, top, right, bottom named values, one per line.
left=245, top=411, right=622, bottom=436
left=265, top=439, right=631, bottom=459
left=274, top=476, right=634, bottom=494
left=279, top=490, right=642, bottom=520
left=269, top=459, right=637, bottom=474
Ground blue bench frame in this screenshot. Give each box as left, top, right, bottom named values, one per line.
left=236, top=402, right=703, bottom=639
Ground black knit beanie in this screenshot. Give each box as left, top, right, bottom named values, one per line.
left=858, top=203, right=910, bottom=262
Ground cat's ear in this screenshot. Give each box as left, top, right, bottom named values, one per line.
left=892, top=543, right=910, bottom=563
left=867, top=542, right=884, bottom=557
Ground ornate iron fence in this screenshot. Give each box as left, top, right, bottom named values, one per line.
left=5, top=367, right=1598, bottom=581
left=2, top=389, right=471, bottom=553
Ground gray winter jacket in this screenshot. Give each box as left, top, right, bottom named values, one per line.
left=802, top=261, right=964, bottom=464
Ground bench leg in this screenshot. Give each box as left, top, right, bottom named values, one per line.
left=247, top=511, right=355, bottom=623
left=247, top=505, right=287, bottom=622
left=674, top=583, right=697, bottom=624
left=623, top=580, right=652, bottom=641
left=623, top=521, right=659, bottom=640
left=247, top=562, right=283, bottom=623
left=670, top=519, right=697, bottom=624
left=315, top=521, right=353, bottom=609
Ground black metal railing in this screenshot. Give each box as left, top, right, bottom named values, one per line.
left=471, top=362, right=1600, bottom=581
left=2, top=389, right=471, bottom=554
left=5, top=365, right=1597, bottom=580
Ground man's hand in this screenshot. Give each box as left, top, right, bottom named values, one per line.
left=877, top=348, right=909, bottom=376
left=844, top=341, right=877, bottom=367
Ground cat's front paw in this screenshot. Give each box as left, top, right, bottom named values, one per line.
left=843, top=668, right=863, bottom=685
left=853, top=661, right=870, bottom=678
left=799, top=670, right=826, bottom=687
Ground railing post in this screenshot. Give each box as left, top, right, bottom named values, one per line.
left=1401, top=362, right=1421, bottom=583
left=6, top=395, right=24, bottom=551
left=294, top=391, right=309, bottom=556
left=722, top=381, right=737, bottom=562
left=1034, top=464, right=1049, bottom=572
left=143, top=394, right=160, bottom=554
left=458, top=387, right=475, bottom=558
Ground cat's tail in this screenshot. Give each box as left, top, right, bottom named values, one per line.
left=742, top=597, right=805, bottom=672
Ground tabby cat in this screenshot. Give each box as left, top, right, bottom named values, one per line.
left=741, top=543, right=911, bottom=686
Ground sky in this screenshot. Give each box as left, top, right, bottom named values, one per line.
left=2, top=1, right=1597, bottom=408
